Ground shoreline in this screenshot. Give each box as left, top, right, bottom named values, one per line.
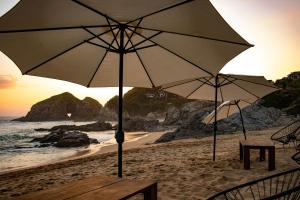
left=0, top=130, right=169, bottom=175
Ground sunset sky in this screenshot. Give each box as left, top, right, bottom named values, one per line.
left=0, top=0, right=299, bottom=117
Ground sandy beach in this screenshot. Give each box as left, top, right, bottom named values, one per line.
left=0, top=127, right=298, bottom=200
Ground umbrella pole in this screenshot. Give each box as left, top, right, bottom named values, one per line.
left=116, top=25, right=125, bottom=178
left=213, top=75, right=218, bottom=161
left=237, top=103, right=247, bottom=140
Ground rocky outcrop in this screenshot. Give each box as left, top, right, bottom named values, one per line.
left=156, top=104, right=295, bottom=143
left=218, top=104, right=294, bottom=131
left=32, top=130, right=99, bottom=148
left=14, top=92, right=102, bottom=122
left=113, top=118, right=164, bottom=132
left=163, top=101, right=214, bottom=125
left=35, top=121, right=113, bottom=132
left=104, top=87, right=192, bottom=117
left=97, top=107, right=117, bottom=121
left=54, top=131, right=92, bottom=148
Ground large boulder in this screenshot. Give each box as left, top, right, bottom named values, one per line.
left=32, top=130, right=99, bottom=148
left=54, top=131, right=91, bottom=148
left=31, top=129, right=65, bottom=143
left=164, top=101, right=214, bottom=125
left=218, top=104, right=294, bottom=131
left=14, top=92, right=102, bottom=122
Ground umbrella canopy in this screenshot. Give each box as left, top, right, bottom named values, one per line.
left=161, top=74, right=279, bottom=160
left=0, top=0, right=252, bottom=177
left=202, top=99, right=252, bottom=139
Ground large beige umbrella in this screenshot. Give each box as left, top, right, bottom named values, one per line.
left=202, top=99, right=252, bottom=140
left=0, top=0, right=252, bottom=177
left=162, top=74, right=279, bottom=160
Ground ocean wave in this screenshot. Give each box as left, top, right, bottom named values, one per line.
left=0, top=133, right=33, bottom=142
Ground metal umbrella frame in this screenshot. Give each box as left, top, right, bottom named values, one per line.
left=202, top=99, right=253, bottom=140
left=161, top=73, right=279, bottom=161
left=0, top=0, right=253, bottom=177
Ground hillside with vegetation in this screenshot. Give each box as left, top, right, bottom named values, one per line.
left=105, top=87, right=193, bottom=117
left=262, top=73, right=300, bottom=116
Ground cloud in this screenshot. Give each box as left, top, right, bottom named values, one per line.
left=0, top=75, right=16, bottom=89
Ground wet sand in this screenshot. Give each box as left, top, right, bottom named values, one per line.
left=0, top=128, right=298, bottom=200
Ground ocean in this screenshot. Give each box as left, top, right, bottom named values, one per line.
left=0, top=117, right=116, bottom=173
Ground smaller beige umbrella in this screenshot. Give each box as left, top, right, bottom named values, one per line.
left=202, top=99, right=252, bottom=140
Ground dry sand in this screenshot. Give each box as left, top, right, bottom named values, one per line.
left=0, top=127, right=298, bottom=200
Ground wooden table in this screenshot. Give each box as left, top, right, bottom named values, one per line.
left=15, top=175, right=157, bottom=200
left=240, top=140, right=275, bottom=171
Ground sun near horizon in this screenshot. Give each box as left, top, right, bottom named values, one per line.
left=0, top=0, right=299, bottom=117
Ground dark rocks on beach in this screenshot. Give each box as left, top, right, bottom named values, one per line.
left=32, top=130, right=99, bottom=148
left=89, top=138, right=99, bottom=144
left=156, top=113, right=213, bottom=143
left=32, top=129, right=65, bottom=143
left=54, top=131, right=91, bottom=148
left=163, top=101, right=214, bottom=126
left=117, top=118, right=164, bottom=132
left=35, top=121, right=113, bottom=132
left=156, top=103, right=296, bottom=143
left=34, top=128, right=49, bottom=132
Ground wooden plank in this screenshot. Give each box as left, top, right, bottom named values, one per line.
left=16, top=175, right=121, bottom=200
left=69, top=179, right=157, bottom=200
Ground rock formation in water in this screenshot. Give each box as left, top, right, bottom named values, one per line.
left=35, top=121, right=113, bottom=132
left=32, top=130, right=99, bottom=148
left=14, top=92, right=102, bottom=122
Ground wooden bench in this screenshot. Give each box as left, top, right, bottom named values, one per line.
left=15, top=175, right=157, bottom=200
left=239, top=140, right=275, bottom=171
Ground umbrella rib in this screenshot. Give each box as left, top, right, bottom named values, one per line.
left=220, top=74, right=278, bottom=89
left=87, top=28, right=120, bottom=87
left=87, top=49, right=109, bottom=87
left=124, top=31, right=156, bottom=87
left=223, top=76, right=260, bottom=99
left=71, top=0, right=119, bottom=25
left=162, top=76, right=212, bottom=90
left=24, top=27, right=118, bottom=74
left=128, top=25, right=254, bottom=47
left=226, top=103, right=230, bottom=118
left=106, top=17, right=120, bottom=49
left=127, top=44, right=157, bottom=53
left=82, top=27, right=118, bottom=51
left=124, top=18, right=143, bottom=49
left=219, top=85, right=225, bottom=102
left=0, top=25, right=115, bottom=33
left=233, top=77, right=278, bottom=89
left=127, top=0, right=195, bottom=24
left=196, top=77, right=215, bottom=87
left=162, top=78, right=198, bottom=90
left=126, top=31, right=162, bottom=52
left=186, top=78, right=211, bottom=98
left=127, top=27, right=214, bottom=76
left=86, top=41, right=118, bottom=53
left=242, top=99, right=252, bottom=105
left=218, top=76, right=230, bottom=87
